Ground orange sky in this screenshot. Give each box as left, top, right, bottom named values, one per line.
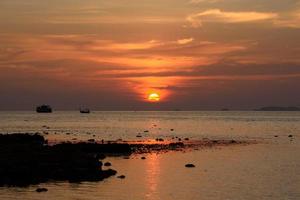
left=0, top=0, right=300, bottom=110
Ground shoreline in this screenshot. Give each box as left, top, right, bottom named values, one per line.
left=0, top=133, right=255, bottom=187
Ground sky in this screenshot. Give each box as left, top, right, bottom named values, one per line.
left=0, top=0, right=300, bottom=110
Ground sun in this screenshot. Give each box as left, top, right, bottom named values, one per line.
left=148, top=93, right=160, bottom=102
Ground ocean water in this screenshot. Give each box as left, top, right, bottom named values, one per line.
left=0, top=111, right=299, bottom=200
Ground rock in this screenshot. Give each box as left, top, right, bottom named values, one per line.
left=170, top=129, right=174, bottom=131
left=185, top=164, right=195, bottom=168
left=184, top=138, right=189, bottom=141
left=0, top=133, right=130, bottom=187
left=96, top=154, right=106, bottom=160
left=117, top=175, right=126, bottom=179
left=230, top=140, right=237, bottom=144
left=169, top=142, right=184, bottom=148
left=274, top=135, right=278, bottom=137
left=36, top=188, right=48, bottom=193
left=144, top=130, right=149, bottom=133
left=288, top=135, right=293, bottom=138
left=141, top=157, right=146, bottom=160
left=104, top=162, right=112, bottom=167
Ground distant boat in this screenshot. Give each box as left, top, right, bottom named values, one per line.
left=80, top=108, right=90, bottom=114
left=36, top=105, right=52, bottom=113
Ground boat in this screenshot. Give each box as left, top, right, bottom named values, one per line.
left=80, top=108, right=90, bottom=114
left=36, top=105, right=52, bottom=113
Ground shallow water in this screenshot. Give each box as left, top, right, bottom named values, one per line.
left=0, top=111, right=299, bottom=141
left=0, top=111, right=299, bottom=200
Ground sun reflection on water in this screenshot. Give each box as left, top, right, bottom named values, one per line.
left=145, top=154, right=160, bottom=200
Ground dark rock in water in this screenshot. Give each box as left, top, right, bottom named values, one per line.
left=96, top=154, right=106, bottom=160
left=117, top=175, right=126, bottom=179
left=104, top=162, right=112, bottom=167
left=169, top=142, right=184, bottom=148
left=0, top=133, right=128, bottom=187
left=141, top=157, right=146, bottom=160
left=185, top=164, right=195, bottom=168
left=288, top=135, right=293, bottom=138
left=36, top=188, right=48, bottom=193
left=230, top=140, right=237, bottom=144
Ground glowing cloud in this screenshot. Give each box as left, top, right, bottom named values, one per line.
left=177, top=38, right=194, bottom=45
left=187, top=9, right=278, bottom=28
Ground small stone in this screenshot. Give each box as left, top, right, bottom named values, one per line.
left=36, top=188, right=48, bottom=193
left=117, top=175, right=126, bottom=179
left=230, top=140, right=237, bottom=144
left=288, top=135, right=293, bottom=138
left=141, top=157, right=146, bottom=160
left=185, top=164, right=195, bottom=168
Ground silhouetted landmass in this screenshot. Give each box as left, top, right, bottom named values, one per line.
left=255, top=106, right=300, bottom=111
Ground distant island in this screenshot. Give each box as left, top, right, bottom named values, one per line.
left=255, top=106, right=300, bottom=111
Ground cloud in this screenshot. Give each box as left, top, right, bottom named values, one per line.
left=186, top=9, right=278, bottom=27
left=177, top=38, right=194, bottom=45
left=273, top=10, right=300, bottom=28
left=189, top=0, right=222, bottom=4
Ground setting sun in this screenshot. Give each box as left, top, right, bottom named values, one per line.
left=148, top=93, right=160, bottom=102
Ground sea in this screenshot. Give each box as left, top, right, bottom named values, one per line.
left=0, top=111, right=299, bottom=200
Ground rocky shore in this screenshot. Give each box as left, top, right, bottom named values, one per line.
left=0, top=133, right=130, bottom=187
left=0, top=133, right=251, bottom=187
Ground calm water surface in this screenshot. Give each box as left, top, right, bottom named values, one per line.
left=0, top=111, right=299, bottom=200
